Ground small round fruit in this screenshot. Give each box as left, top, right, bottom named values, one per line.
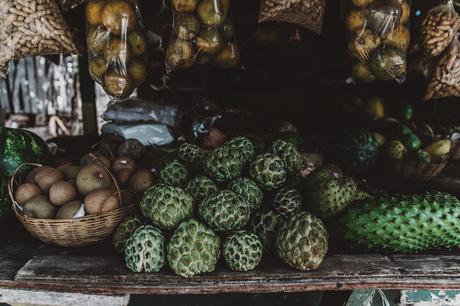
left=23, top=195, right=56, bottom=219
left=25, top=167, right=41, bottom=184
left=352, top=0, right=373, bottom=7
left=349, top=30, right=381, bottom=63
left=173, top=13, right=200, bottom=40
left=115, top=168, right=134, bottom=188
left=76, top=163, right=113, bottom=195
left=197, top=0, right=227, bottom=26
left=101, top=0, right=137, bottom=35
left=369, top=45, right=406, bottom=81
left=49, top=181, right=77, bottom=206
left=87, top=27, right=110, bottom=55
left=128, top=60, right=147, bottom=85
left=104, top=39, right=132, bottom=62
left=166, top=39, right=195, bottom=70
left=15, top=183, right=42, bottom=206
left=56, top=201, right=84, bottom=219
left=172, top=0, right=198, bottom=13
left=386, top=26, right=410, bottom=51
left=103, top=71, right=134, bottom=99
left=197, top=28, right=223, bottom=55
left=58, top=165, right=81, bottom=181
left=128, top=31, right=147, bottom=56
left=81, top=154, right=111, bottom=170
left=34, top=167, right=64, bottom=193
left=112, top=157, right=136, bottom=173
left=89, top=57, right=107, bottom=81
left=352, top=62, right=375, bottom=82
left=128, top=169, right=155, bottom=194
left=84, top=189, right=120, bottom=214
left=346, top=9, right=367, bottom=32
left=223, top=231, right=263, bottom=272
left=214, top=43, right=240, bottom=68
left=86, top=0, right=106, bottom=26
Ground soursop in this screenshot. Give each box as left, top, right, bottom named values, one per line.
left=225, top=136, right=256, bottom=163
left=249, top=153, right=287, bottom=190
left=204, top=145, right=245, bottom=183
left=185, top=175, right=218, bottom=203
left=342, top=192, right=460, bottom=253
left=124, top=225, right=166, bottom=273
left=272, top=139, right=303, bottom=174
left=198, top=190, right=251, bottom=231
left=140, top=184, right=193, bottom=230
left=167, top=219, right=221, bottom=278
left=272, top=187, right=302, bottom=216
left=304, top=165, right=366, bottom=218
left=228, top=178, right=263, bottom=211
left=177, top=143, right=206, bottom=170
left=223, top=231, right=263, bottom=272
left=249, top=210, right=284, bottom=252
left=113, top=215, right=143, bottom=254
left=276, top=211, right=328, bottom=271
left=159, top=159, right=190, bottom=187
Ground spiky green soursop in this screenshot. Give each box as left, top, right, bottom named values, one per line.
left=342, top=192, right=460, bottom=253
left=113, top=215, right=143, bottom=254
left=198, top=190, right=250, bottom=231
left=272, top=187, right=302, bottom=216
left=124, top=225, right=166, bottom=273
left=204, top=145, right=245, bottom=183
left=223, top=231, right=263, bottom=272
left=225, top=136, right=256, bottom=163
left=276, top=131, right=305, bottom=151
left=249, top=153, right=287, bottom=190
left=185, top=175, right=218, bottom=203
left=140, top=184, right=193, bottom=230
left=249, top=210, right=284, bottom=252
left=272, top=139, right=303, bottom=174
left=167, top=219, right=221, bottom=278
left=276, top=211, right=328, bottom=271
left=159, top=159, right=190, bottom=187
left=228, top=178, right=263, bottom=211
left=304, top=165, right=365, bottom=218
left=177, top=143, right=206, bottom=170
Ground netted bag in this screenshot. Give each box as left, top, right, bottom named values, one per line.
left=86, top=0, right=148, bottom=99
left=0, top=0, right=78, bottom=78
left=424, top=39, right=460, bottom=100
left=258, top=0, right=326, bottom=34
left=165, top=0, right=241, bottom=73
left=346, top=0, right=410, bottom=83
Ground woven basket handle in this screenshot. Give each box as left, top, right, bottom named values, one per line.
left=8, top=163, right=42, bottom=212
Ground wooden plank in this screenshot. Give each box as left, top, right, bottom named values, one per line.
left=13, top=255, right=460, bottom=295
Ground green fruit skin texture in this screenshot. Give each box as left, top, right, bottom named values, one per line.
left=399, top=133, right=422, bottom=151
left=384, top=140, right=406, bottom=160
left=271, top=139, right=303, bottom=174
left=198, top=190, right=250, bottom=232
left=124, top=225, right=166, bottom=273
left=249, top=153, right=287, bottom=190
left=225, top=136, right=256, bottom=164
left=140, top=184, right=193, bottom=230
left=272, top=187, right=302, bottom=216
left=342, top=192, right=460, bottom=253
left=185, top=175, right=218, bottom=203
left=276, top=131, right=305, bottom=151
left=177, top=143, right=206, bottom=170
left=204, top=145, right=245, bottom=183
left=276, top=211, right=328, bottom=271
left=414, top=150, right=431, bottom=164
left=249, top=210, right=284, bottom=253
left=167, top=219, right=221, bottom=278
left=228, top=177, right=263, bottom=212
left=223, top=230, right=263, bottom=272
left=113, top=215, right=143, bottom=254
left=159, top=160, right=190, bottom=187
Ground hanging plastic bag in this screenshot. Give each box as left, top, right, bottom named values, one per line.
left=424, top=39, right=460, bottom=100
left=165, top=0, right=241, bottom=73
left=86, top=0, right=148, bottom=99
left=0, top=0, right=78, bottom=78
left=258, top=0, right=326, bottom=34
left=346, top=0, right=410, bottom=83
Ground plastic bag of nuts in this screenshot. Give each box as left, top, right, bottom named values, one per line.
left=86, top=0, right=148, bottom=99
left=424, top=39, right=460, bottom=100
left=258, top=0, right=326, bottom=34
left=420, top=0, right=460, bottom=59
left=0, top=0, right=78, bottom=78
left=346, top=0, right=410, bottom=83
left=165, top=0, right=241, bottom=73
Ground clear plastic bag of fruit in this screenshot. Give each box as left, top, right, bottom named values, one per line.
left=86, top=0, right=148, bottom=99
left=165, top=0, right=241, bottom=73
left=346, top=0, right=410, bottom=83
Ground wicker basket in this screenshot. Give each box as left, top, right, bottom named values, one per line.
left=381, top=157, right=448, bottom=181
left=8, top=163, right=137, bottom=247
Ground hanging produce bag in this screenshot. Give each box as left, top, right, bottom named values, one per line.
left=0, top=0, right=78, bottom=78
left=165, top=0, right=241, bottom=73
left=86, top=0, right=148, bottom=99
left=258, top=0, right=326, bottom=34
left=346, top=0, right=410, bottom=83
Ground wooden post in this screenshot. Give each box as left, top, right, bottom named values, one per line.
left=78, top=56, right=98, bottom=136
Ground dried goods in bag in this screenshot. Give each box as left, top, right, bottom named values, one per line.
left=86, top=0, right=148, bottom=99
left=0, top=0, right=78, bottom=78
left=346, top=0, right=410, bottom=83
left=165, top=0, right=240, bottom=73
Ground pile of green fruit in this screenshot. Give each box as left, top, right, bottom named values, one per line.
left=114, top=136, right=330, bottom=278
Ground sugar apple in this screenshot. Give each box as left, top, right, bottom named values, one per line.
left=228, top=177, right=263, bottom=212
left=249, top=153, right=287, bottom=190
left=204, top=145, right=245, bottom=183
left=185, top=175, right=218, bottom=203
left=124, top=225, right=166, bottom=273
left=198, top=190, right=250, bottom=231
left=113, top=215, right=143, bottom=254
left=276, top=211, right=328, bottom=271
left=271, top=139, right=303, bottom=174
left=272, top=187, right=302, bottom=216
left=249, top=210, right=284, bottom=252
left=245, top=134, right=266, bottom=154
left=177, top=143, right=206, bottom=170
left=159, top=159, right=190, bottom=187
left=225, top=136, right=256, bottom=163
left=276, top=131, right=305, bottom=151
left=140, top=184, right=193, bottom=230
left=223, top=230, right=263, bottom=272
left=167, top=219, right=221, bottom=278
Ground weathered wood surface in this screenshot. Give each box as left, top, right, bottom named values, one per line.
left=11, top=254, right=460, bottom=295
